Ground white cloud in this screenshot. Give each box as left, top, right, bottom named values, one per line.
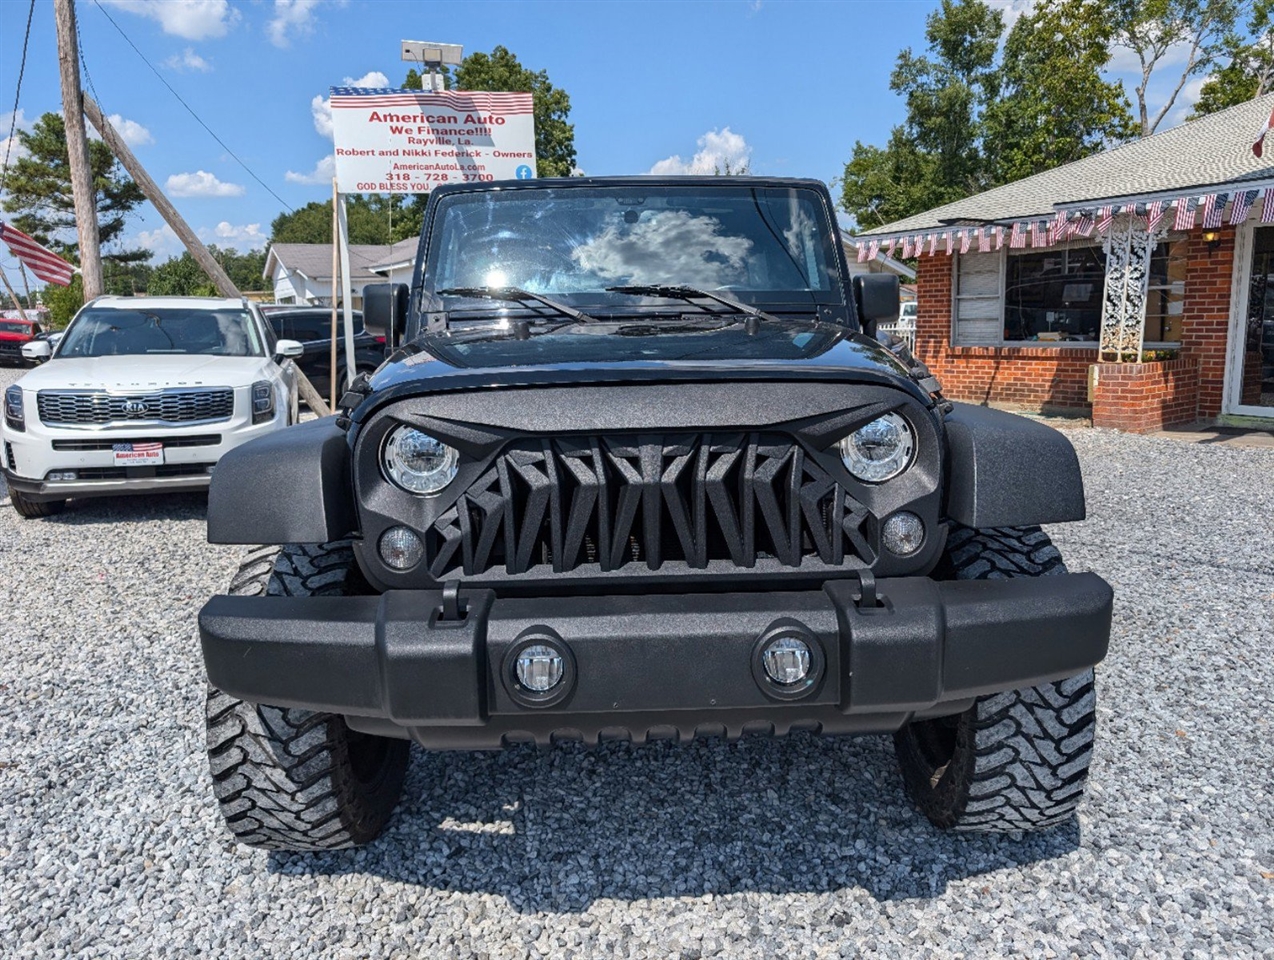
left=648, top=128, right=752, bottom=176
left=310, top=70, right=390, bottom=138
left=201, top=221, right=268, bottom=250
left=0, top=109, right=33, bottom=178
left=102, top=0, right=240, bottom=41
left=982, top=0, right=1037, bottom=31
left=268, top=0, right=344, bottom=49
left=164, top=47, right=213, bottom=72
left=165, top=170, right=245, bottom=197
left=105, top=115, right=154, bottom=147
left=285, top=154, right=335, bottom=185
left=135, top=224, right=184, bottom=258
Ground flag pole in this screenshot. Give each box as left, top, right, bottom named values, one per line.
left=0, top=263, right=31, bottom=322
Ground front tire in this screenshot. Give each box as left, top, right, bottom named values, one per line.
left=893, top=526, right=1097, bottom=832
left=205, top=542, right=409, bottom=851
left=9, top=487, right=66, bottom=518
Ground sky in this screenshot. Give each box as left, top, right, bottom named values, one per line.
left=0, top=0, right=1209, bottom=281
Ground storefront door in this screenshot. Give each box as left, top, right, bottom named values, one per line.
left=1233, top=226, right=1274, bottom=413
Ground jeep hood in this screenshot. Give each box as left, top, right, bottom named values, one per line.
left=359, top=317, right=924, bottom=413
left=14, top=354, right=274, bottom=391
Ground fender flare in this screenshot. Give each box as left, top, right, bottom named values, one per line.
left=208, top=417, right=357, bottom=545
left=943, top=403, right=1086, bottom=529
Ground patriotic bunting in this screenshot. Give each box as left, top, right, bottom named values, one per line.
left=901, top=236, right=914, bottom=259
left=868, top=239, right=880, bottom=260
left=1174, top=197, right=1197, bottom=231
left=0, top=222, right=76, bottom=286
left=978, top=227, right=990, bottom=252
left=1201, top=193, right=1227, bottom=230
left=994, top=226, right=1004, bottom=250
left=857, top=243, right=869, bottom=263
left=944, top=232, right=954, bottom=255
left=1031, top=222, right=1047, bottom=248
left=1147, top=201, right=1166, bottom=233
left=1230, top=190, right=1257, bottom=224
left=959, top=230, right=971, bottom=254
left=1262, top=189, right=1274, bottom=223
left=927, top=233, right=938, bottom=256
left=1096, top=206, right=1115, bottom=234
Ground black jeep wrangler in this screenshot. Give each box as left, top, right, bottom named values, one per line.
left=198, top=177, right=1113, bottom=851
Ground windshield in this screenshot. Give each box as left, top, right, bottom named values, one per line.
left=0, top=321, right=33, bottom=334
left=425, top=184, right=844, bottom=315
left=58, top=307, right=264, bottom=358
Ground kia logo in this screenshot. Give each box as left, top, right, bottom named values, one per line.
left=122, top=399, right=149, bottom=414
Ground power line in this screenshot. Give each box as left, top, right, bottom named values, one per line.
left=89, top=0, right=294, bottom=214
left=1, top=0, right=37, bottom=194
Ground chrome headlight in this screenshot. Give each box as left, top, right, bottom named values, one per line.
left=382, top=425, right=459, bottom=495
left=839, top=412, right=914, bottom=483
left=4, top=385, right=24, bottom=432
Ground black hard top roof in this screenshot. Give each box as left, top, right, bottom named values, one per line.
left=427, top=175, right=832, bottom=200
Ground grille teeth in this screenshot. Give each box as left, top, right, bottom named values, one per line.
left=36, top=389, right=234, bottom=426
left=426, top=432, right=874, bottom=579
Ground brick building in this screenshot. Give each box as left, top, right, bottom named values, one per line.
left=851, top=94, right=1274, bottom=432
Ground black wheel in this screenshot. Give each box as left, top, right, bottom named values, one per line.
left=893, top=526, right=1097, bottom=832
left=9, top=487, right=66, bottom=518
left=205, top=542, right=409, bottom=851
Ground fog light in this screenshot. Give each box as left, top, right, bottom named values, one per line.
left=48, top=470, right=78, bottom=481
left=762, top=636, right=812, bottom=685
left=514, top=644, right=564, bottom=693
left=379, top=526, right=424, bottom=570
left=882, top=512, right=925, bottom=556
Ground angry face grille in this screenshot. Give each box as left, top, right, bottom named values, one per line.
left=425, top=433, right=873, bottom=579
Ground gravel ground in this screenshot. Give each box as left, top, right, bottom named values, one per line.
left=1, top=361, right=1272, bottom=959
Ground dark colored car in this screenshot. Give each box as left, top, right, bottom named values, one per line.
left=0, top=318, right=43, bottom=366
left=261, top=306, right=385, bottom=398
left=198, top=177, right=1113, bottom=851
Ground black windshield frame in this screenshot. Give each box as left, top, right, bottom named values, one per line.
left=415, top=181, right=851, bottom=327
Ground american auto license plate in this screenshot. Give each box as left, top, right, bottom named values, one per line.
left=112, top=442, right=165, bottom=466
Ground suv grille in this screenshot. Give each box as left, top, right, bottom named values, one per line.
left=36, top=389, right=234, bottom=426
left=426, top=433, right=873, bottom=580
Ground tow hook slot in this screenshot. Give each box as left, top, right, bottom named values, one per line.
left=851, top=570, right=885, bottom=611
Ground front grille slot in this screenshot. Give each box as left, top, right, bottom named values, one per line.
left=427, top=433, right=873, bottom=579
left=36, top=389, right=234, bottom=426
left=4, top=441, right=15, bottom=471
left=51, top=434, right=221, bottom=451
left=48, top=463, right=214, bottom=481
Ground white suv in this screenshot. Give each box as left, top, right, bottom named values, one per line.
left=2, top=296, right=303, bottom=518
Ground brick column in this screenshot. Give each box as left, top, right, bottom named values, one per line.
left=1178, top=226, right=1235, bottom=419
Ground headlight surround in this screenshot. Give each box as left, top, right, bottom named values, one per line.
left=251, top=380, right=274, bottom=425
left=839, top=412, right=914, bottom=483
left=4, top=385, right=24, bottom=432
left=382, top=424, right=459, bottom=496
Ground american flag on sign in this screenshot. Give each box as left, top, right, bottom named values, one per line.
left=1230, top=189, right=1258, bottom=224
left=0, top=222, right=76, bottom=286
left=1201, top=193, right=1227, bottom=229
left=113, top=442, right=162, bottom=452
left=1174, top=197, right=1197, bottom=231
left=1147, top=201, right=1166, bottom=233
left=1262, top=188, right=1274, bottom=223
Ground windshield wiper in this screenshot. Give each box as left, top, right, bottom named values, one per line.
left=437, top=286, right=600, bottom=324
left=605, top=284, right=806, bottom=328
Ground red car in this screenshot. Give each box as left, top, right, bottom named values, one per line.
left=0, top=318, right=44, bottom=367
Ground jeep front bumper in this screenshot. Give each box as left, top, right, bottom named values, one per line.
left=198, top=572, right=1113, bottom=749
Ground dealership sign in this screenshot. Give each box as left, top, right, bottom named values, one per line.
left=329, top=87, right=536, bottom=193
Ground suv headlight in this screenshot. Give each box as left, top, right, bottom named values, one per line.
left=251, top=380, right=274, bottom=425
left=4, top=385, right=24, bottom=432
left=382, top=425, right=459, bottom=495
left=839, top=412, right=914, bottom=482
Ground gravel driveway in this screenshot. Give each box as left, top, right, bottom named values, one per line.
left=2, top=361, right=1272, bottom=959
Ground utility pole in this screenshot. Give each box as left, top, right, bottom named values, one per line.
left=53, top=0, right=103, bottom=300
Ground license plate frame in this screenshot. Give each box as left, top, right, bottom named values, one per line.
left=111, top=442, right=165, bottom=466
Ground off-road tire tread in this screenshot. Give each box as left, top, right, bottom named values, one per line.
left=895, top=525, right=1097, bottom=833
left=205, top=542, right=408, bottom=851
left=9, top=487, right=66, bottom=518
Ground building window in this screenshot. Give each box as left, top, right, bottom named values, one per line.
left=953, top=239, right=1186, bottom=347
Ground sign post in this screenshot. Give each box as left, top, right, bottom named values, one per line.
left=327, top=85, right=536, bottom=390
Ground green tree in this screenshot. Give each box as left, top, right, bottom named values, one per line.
left=1, top=112, right=149, bottom=270
left=41, top=275, right=83, bottom=327
left=210, top=245, right=268, bottom=292
left=454, top=45, right=576, bottom=177
left=985, top=0, right=1137, bottom=183
left=1109, top=0, right=1244, bottom=135
left=147, top=253, right=218, bottom=296
left=270, top=195, right=417, bottom=246
left=1191, top=0, right=1274, bottom=115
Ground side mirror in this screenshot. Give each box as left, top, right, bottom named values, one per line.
left=851, top=274, right=900, bottom=339
left=22, top=340, right=51, bottom=361
left=363, top=282, right=409, bottom=351
left=275, top=339, right=305, bottom=360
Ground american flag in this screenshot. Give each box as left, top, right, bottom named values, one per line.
left=1053, top=211, right=1068, bottom=237
left=1230, top=189, right=1258, bottom=224
left=1031, top=221, right=1048, bottom=247
left=944, top=232, right=954, bottom=255
left=1201, top=193, right=1227, bottom=229
left=1071, top=211, right=1095, bottom=237
left=113, top=442, right=162, bottom=453
left=1010, top=221, right=1025, bottom=248
left=884, top=239, right=896, bottom=258
left=994, top=226, right=1004, bottom=249
left=856, top=243, right=869, bottom=263
left=0, top=222, right=75, bottom=286
left=959, top=230, right=972, bottom=254
left=1253, top=105, right=1274, bottom=157
left=1096, top=206, right=1115, bottom=234
left=927, top=233, right=938, bottom=256
left=978, top=227, right=990, bottom=252
left=1262, top=188, right=1274, bottom=223
left=1147, top=201, right=1166, bottom=233
left=1174, top=197, right=1197, bottom=231
left=901, top=236, right=914, bottom=259
left=868, top=239, right=880, bottom=260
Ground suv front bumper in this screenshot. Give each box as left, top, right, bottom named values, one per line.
left=199, top=572, right=1113, bottom=749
